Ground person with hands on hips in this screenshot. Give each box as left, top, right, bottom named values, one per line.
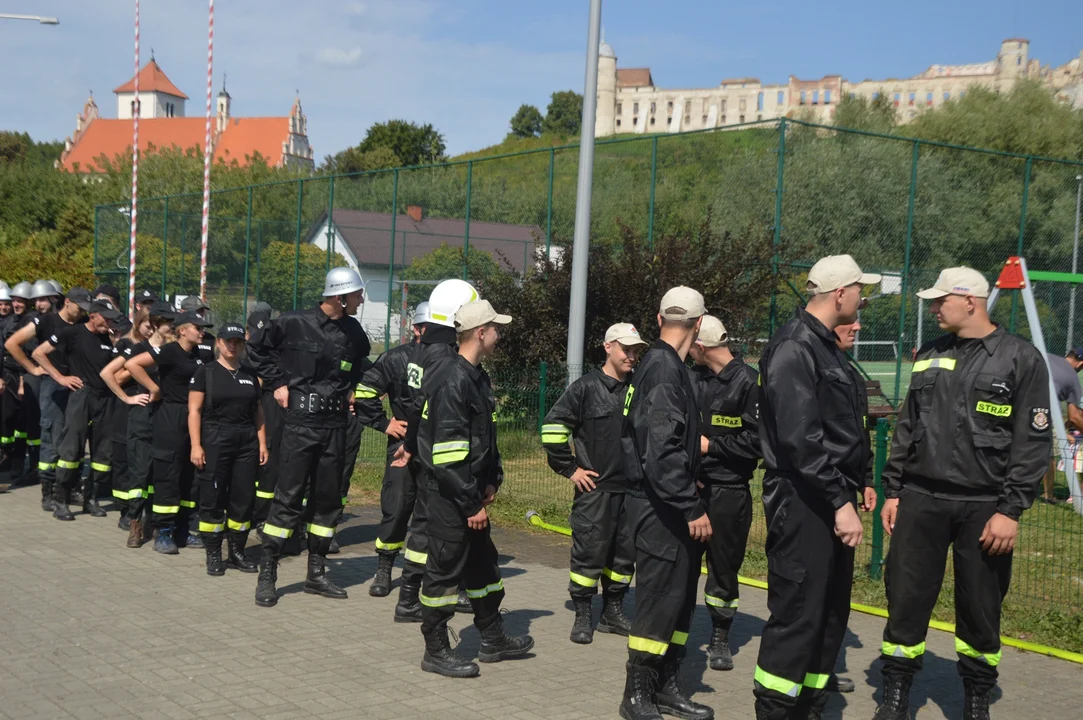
left=542, top=322, right=646, bottom=645
left=873, top=268, right=1052, bottom=720
left=188, top=323, right=268, bottom=577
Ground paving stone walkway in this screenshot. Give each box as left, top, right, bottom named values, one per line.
left=0, top=486, right=1078, bottom=719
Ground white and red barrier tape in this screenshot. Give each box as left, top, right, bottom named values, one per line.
left=127, top=0, right=140, bottom=319
left=199, top=0, right=214, bottom=301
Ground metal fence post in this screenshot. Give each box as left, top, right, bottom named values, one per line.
left=537, top=362, right=549, bottom=436
left=161, top=196, right=169, bottom=296
left=893, top=141, right=920, bottom=406
left=242, top=186, right=253, bottom=313
left=255, top=221, right=263, bottom=301
left=869, top=418, right=890, bottom=580
left=463, top=161, right=473, bottom=280
left=293, top=179, right=304, bottom=310
left=93, top=205, right=101, bottom=275
left=769, top=118, right=787, bottom=336
left=546, top=148, right=555, bottom=259
left=326, top=175, right=335, bottom=272
left=180, top=214, right=187, bottom=295
left=648, top=135, right=658, bottom=252
left=385, top=169, right=399, bottom=351
left=1010, top=157, right=1033, bottom=333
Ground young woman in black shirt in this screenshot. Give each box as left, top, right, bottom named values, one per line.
left=188, top=323, right=268, bottom=575
left=102, top=304, right=174, bottom=547
left=126, top=310, right=210, bottom=555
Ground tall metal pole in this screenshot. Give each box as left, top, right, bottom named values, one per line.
left=1068, top=174, right=1083, bottom=354
left=564, top=0, right=602, bottom=385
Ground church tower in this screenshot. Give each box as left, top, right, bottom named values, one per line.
left=595, top=31, right=618, bottom=137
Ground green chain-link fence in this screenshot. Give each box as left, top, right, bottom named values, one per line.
left=95, top=117, right=1083, bottom=621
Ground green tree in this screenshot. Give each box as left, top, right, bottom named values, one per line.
left=544, top=91, right=583, bottom=136
left=321, top=145, right=402, bottom=174
left=509, top=104, right=544, bottom=138
left=0, top=132, right=28, bottom=164
left=395, top=242, right=513, bottom=309
left=255, top=241, right=349, bottom=311
left=357, top=120, right=447, bottom=167
left=833, top=92, right=897, bottom=133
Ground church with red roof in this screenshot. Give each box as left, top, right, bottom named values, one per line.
left=58, top=58, right=315, bottom=173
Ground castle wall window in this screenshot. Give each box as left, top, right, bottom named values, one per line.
left=812, top=90, right=819, bottom=104
left=650, top=102, right=656, bottom=114
left=943, top=91, right=951, bottom=101
left=633, top=102, right=639, bottom=114
left=617, top=103, right=622, bottom=115
left=800, top=91, right=806, bottom=104
left=777, top=91, right=784, bottom=105
left=824, top=90, right=831, bottom=104
left=739, top=98, right=746, bottom=111
left=927, top=91, right=934, bottom=105
left=757, top=92, right=764, bottom=111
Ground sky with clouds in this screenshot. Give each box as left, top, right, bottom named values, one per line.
left=1, top=0, right=1081, bottom=158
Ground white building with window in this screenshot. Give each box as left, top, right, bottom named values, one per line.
left=595, top=38, right=1083, bottom=136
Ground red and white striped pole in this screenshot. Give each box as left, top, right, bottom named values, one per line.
left=127, top=0, right=141, bottom=319
left=199, top=0, right=215, bottom=301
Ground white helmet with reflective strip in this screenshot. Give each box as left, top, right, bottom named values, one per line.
left=426, top=279, right=479, bottom=328
left=413, top=301, right=432, bottom=326
left=322, top=267, right=365, bottom=297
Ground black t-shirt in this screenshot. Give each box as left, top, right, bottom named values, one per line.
left=197, top=331, right=216, bottom=364
left=51, top=324, right=114, bottom=392
left=189, top=361, right=260, bottom=426
left=112, top=337, right=141, bottom=396
left=35, top=312, right=84, bottom=375
left=126, top=340, right=161, bottom=393
left=151, top=341, right=204, bottom=404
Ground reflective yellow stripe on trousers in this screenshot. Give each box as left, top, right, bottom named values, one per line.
left=882, top=641, right=926, bottom=659
left=955, top=637, right=1001, bottom=666
left=754, top=666, right=801, bottom=698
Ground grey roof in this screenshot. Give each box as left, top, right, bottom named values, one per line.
left=306, top=210, right=541, bottom=274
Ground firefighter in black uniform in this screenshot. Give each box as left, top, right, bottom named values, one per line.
left=33, top=299, right=124, bottom=520
left=390, top=279, right=479, bottom=623
left=874, top=268, right=1051, bottom=720
left=249, top=267, right=370, bottom=607
left=189, top=323, right=268, bottom=576
left=247, top=303, right=282, bottom=527
left=0, top=282, right=32, bottom=495
left=753, top=255, right=881, bottom=720
left=687, top=315, right=761, bottom=673
left=543, top=322, right=646, bottom=645
left=179, top=296, right=217, bottom=363
left=619, top=286, right=714, bottom=720
left=353, top=303, right=428, bottom=596
left=416, top=299, right=534, bottom=678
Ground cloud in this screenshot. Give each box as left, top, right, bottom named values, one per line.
left=345, top=1, right=367, bottom=15
left=316, top=47, right=363, bottom=67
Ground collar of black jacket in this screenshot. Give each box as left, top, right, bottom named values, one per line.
left=593, top=367, right=625, bottom=390
left=949, top=324, right=1006, bottom=355
left=795, top=305, right=840, bottom=346
left=422, top=325, right=457, bottom=346
left=456, top=353, right=483, bottom=378
left=718, top=356, right=747, bottom=381
left=313, top=303, right=338, bottom=327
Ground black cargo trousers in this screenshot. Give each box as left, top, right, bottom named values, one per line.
left=568, top=487, right=635, bottom=599
left=702, top=483, right=753, bottom=627
left=55, top=386, right=114, bottom=496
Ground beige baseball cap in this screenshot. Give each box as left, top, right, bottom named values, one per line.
left=807, top=255, right=882, bottom=294
left=604, top=322, right=648, bottom=346
left=454, top=300, right=512, bottom=332
left=916, top=267, right=990, bottom=299
left=696, top=315, right=729, bottom=348
left=659, top=286, right=706, bottom=320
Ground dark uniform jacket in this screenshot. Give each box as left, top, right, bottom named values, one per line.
left=621, top=339, right=705, bottom=522
left=354, top=341, right=414, bottom=438
left=883, top=326, right=1052, bottom=520
left=418, top=355, right=504, bottom=536
left=845, top=360, right=875, bottom=490
left=759, top=307, right=868, bottom=512
left=247, top=304, right=370, bottom=428
left=541, top=368, right=628, bottom=492
left=403, top=326, right=460, bottom=457
left=689, top=359, right=761, bottom=486
left=1, top=312, right=31, bottom=377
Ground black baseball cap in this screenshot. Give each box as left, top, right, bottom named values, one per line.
left=136, top=288, right=158, bottom=304
left=172, top=311, right=213, bottom=329
left=92, top=284, right=121, bottom=301
left=66, top=287, right=93, bottom=311
left=180, top=295, right=210, bottom=312
left=218, top=323, right=246, bottom=340
left=148, top=301, right=177, bottom=319
left=112, top=316, right=133, bottom=335
left=88, top=299, right=124, bottom=322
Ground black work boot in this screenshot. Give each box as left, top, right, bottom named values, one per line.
left=826, top=674, right=855, bottom=693
left=304, top=554, right=347, bottom=599
left=656, top=651, right=714, bottom=719
left=369, top=552, right=396, bottom=597
left=82, top=482, right=106, bottom=517
left=619, top=661, right=663, bottom=720
left=421, top=622, right=480, bottom=678
left=69, top=485, right=84, bottom=506
left=707, top=623, right=734, bottom=671
left=40, top=476, right=55, bottom=512
left=598, top=590, right=632, bottom=636
left=328, top=534, right=341, bottom=554
left=394, top=580, right=422, bottom=623
left=754, top=702, right=790, bottom=720
left=226, top=532, right=258, bottom=573
left=872, top=674, right=913, bottom=720
left=962, top=681, right=991, bottom=720
left=570, top=597, right=594, bottom=644
left=255, top=555, right=279, bottom=607
left=477, top=614, right=534, bottom=663
left=52, top=484, right=75, bottom=521
left=117, top=513, right=131, bottom=531
left=802, top=690, right=829, bottom=720
left=455, top=589, right=472, bottom=613
left=203, top=533, right=226, bottom=576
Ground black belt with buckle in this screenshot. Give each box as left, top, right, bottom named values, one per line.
left=288, top=391, right=344, bottom=414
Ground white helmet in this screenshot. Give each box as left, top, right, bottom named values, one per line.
left=48, top=280, right=63, bottom=296
left=0, top=286, right=11, bottom=302
left=323, top=267, right=365, bottom=297
left=10, top=281, right=33, bottom=300
left=31, top=280, right=56, bottom=300
left=0, top=281, right=8, bottom=291
left=427, top=279, right=479, bottom=328
left=413, top=301, right=432, bottom=326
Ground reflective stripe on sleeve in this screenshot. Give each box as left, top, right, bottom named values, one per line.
left=541, top=424, right=571, bottom=444
left=754, top=666, right=802, bottom=697
left=432, top=440, right=469, bottom=465
left=255, top=490, right=275, bottom=500
left=354, top=384, right=379, bottom=399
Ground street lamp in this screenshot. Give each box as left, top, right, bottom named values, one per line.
left=0, top=14, right=60, bottom=24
